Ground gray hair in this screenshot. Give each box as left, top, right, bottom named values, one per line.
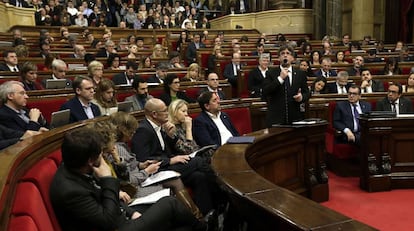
left=52, top=59, right=67, bottom=69
left=0, top=81, right=23, bottom=104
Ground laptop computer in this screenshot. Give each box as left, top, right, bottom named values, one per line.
left=46, top=79, right=68, bottom=89
left=117, top=101, right=133, bottom=112
left=50, top=109, right=71, bottom=128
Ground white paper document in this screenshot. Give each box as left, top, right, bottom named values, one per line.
left=129, top=188, right=171, bottom=206
left=189, top=145, right=217, bottom=158
left=141, top=170, right=181, bottom=187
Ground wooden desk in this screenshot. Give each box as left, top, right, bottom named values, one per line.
left=359, top=116, right=414, bottom=192
left=212, top=123, right=377, bottom=230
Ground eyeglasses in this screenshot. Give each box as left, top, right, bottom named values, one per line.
left=388, top=90, right=399, bottom=94
left=14, top=91, right=27, bottom=96
left=348, top=92, right=360, bottom=96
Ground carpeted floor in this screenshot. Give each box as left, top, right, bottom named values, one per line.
left=321, top=172, right=414, bottom=231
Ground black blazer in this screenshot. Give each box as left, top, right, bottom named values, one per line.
left=0, top=124, right=24, bottom=150
left=0, top=63, right=20, bottom=72
left=197, top=87, right=226, bottom=100
left=147, top=74, right=163, bottom=84
left=131, top=119, right=176, bottom=168
left=376, top=97, right=413, bottom=114
left=223, top=62, right=239, bottom=86
left=159, top=91, right=195, bottom=106
left=193, top=111, right=239, bottom=147
left=361, top=79, right=384, bottom=93
left=185, top=42, right=205, bottom=64
left=112, top=72, right=132, bottom=85
left=333, top=100, right=372, bottom=132
left=262, top=66, right=310, bottom=126
left=326, top=82, right=353, bottom=94
left=60, top=97, right=101, bottom=123
left=0, top=105, right=47, bottom=132
left=314, top=69, right=337, bottom=78
left=248, top=66, right=266, bottom=98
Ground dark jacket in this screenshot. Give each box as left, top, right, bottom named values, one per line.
left=60, top=97, right=101, bottom=123
left=376, top=97, right=413, bottom=114
left=0, top=105, right=47, bottom=132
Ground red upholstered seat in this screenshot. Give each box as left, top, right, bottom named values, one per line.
left=222, top=107, right=252, bottom=135
left=47, top=149, right=62, bottom=166
left=26, top=97, right=68, bottom=123
left=11, top=182, right=54, bottom=231
left=21, top=158, right=61, bottom=231
left=8, top=215, right=39, bottom=231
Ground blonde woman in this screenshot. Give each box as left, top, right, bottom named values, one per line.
left=127, top=44, right=140, bottom=60
left=151, top=43, right=167, bottom=58
left=88, top=60, right=104, bottom=86
left=92, top=78, right=117, bottom=115
left=183, top=63, right=203, bottom=82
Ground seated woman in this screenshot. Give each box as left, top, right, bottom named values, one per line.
left=139, top=55, right=153, bottom=69
left=151, top=43, right=167, bottom=59
left=182, top=63, right=203, bottom=82
left=92, top=78, right=117, bottom=115
left=159, top=74, right=196, bottom=106
left=310, top=50, right=321, bottom=66
left=20, top=62, right=44, bottom=91
left=334, top=51, right=349, bottom=64
left=207, top=45, right=224, bottom=75
left=310, top=76, right=328, bottom=95
left=406, top=72, right=414, bottom=93
left=176, top=30, right=190, bottom=52
left=88, top=60, right=104, bottom=86
left=108, top=111, right=205, bottom=219
left=382, top=57, right=402, bottom=75
left=107, top=53, right=121, bottom=70
left=127, top=44, right=140, bottom=60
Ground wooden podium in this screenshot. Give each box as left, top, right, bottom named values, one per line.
left=359, top=116, right=414, bottom=192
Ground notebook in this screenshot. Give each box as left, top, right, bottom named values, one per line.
left=50, top=109, right=70, bottom=128
left=117, top=101, right=133, bottom=112
left=46, top=79, right=68, bottom=89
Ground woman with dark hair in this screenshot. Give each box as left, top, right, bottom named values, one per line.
left=106, top=53, right=121, bottom=70
left=20, top=62, right=44, bottom=91
left=159, top=74, right=196, bottom=106
left=139, top=55, right=153, bottom=69
left=176, top=30, right=191, bottom=52
left=382, top=57, right=402, bottom=75
left=92, top=78, right=117, bottom=115
left=301, top=43, right=312, bottom=57
left=310, top=76, right=328, bottom=95
left=310, top=50, right=321, bottom=66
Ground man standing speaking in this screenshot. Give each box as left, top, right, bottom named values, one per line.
left=262, top=45, right=310, bottom=127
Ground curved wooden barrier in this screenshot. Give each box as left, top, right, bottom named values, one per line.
left=212, top=123, right=377, bottom=230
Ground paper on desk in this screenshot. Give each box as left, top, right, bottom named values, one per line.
left=189, top=144, right=217, bottom=158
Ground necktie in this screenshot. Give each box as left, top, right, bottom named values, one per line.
left=341, top=86, right=345, bottom=94
left=325, top=71, right=329, bottom=78
left=352, top=104, right=359, bottom=131
left=391, top=102, right=396, bottom=113
left=284, top=73, right=290, bottom=124
left=13, top=67, right=18, bottom=72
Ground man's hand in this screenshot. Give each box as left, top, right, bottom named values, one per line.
left=39, top=127, right=49, bottom=132
left=162, top=122, right=176, bottom=138
left=119, top=190, right=131, bottom=203
left=92, top=155, right=112, bottom=178
left=20, top=130, right=41, bottom=140
left=345, top=130, right=356, bottom=142
left=170, top=155, right=190, bottom=165
left=28, top=108, right=41, bottom=121
left=131, top=211, right=142, bottom=220
left=293, top=88, right=303, bottom=102
left=361, top=80, right=370, bottom=89
left=280, top=68, right=289, bottom=80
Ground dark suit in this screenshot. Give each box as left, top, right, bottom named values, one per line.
left=60, top=97, right=101, bottom=123
left=262, top=66, right=310, bottom=127
left=193, top=111, right=239, bottom=147
left=50, top=164, right=198, bottom=231
left=333, top=100, right=371, bottom=144
left=0, top=105, right=47, bottom=132
left=0, top=63, right=19, bottom=72
left=131, top=118, right=216, bottom=214
left=147, top=74, right=163, bottom=84
left=375, top=97, right=413, bottom=114
left=0, top=124, right=24, bottom=150
left=112, top=72, right=132, bottom=85
left=95, top=48, right=109, bottom=58
left=314, top=69, right=337, bottom=78
left=159, top=91, right=195, bottom=106
left=185, top=42, right=205, bottom=64
left=347, top=67, right=361, bottom=76
left=248, top=66, right=267, bottom=97
left=326, top=82, right=353, bottom=94
left=361, top=79, right=384, bottom=93
left=223, top=62, right=240, bottom=87
left=197, top=87, right=226, bottom=100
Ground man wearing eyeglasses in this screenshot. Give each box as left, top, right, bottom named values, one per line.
left=198, top=73, right=226, bottom=100
left=376, top=83, right=413, bottom=114
left=333, top=85, right=371, bottom=145
left=262, top=45, right=310, bottom=126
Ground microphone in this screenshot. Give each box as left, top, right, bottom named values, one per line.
left=281, top=59, right=288, bottom=68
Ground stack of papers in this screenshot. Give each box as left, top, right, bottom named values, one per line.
left=141, top=170, right=181, bottom=187
left=129, top=188, right=171, bottom=206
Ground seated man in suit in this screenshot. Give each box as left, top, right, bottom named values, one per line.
left=112, top=60, right=138, bottom=86
left=72, top=44, right=86, bottom=59
left=0, top=50, right=20, bottom=72
left=50, top=127, right=207, bottom=231
left=60, top=76, right=101, bottom=123
left=360, top=68, right=384, bottom=93
left=315, top=57, right=337, bottom=78
left=223, top=52, right=243, bottom=88
left=326, top=71, right=352, bottom=94
left=147, top=62, right=168, bottom=84
left=131, top=98, right=218, bottom=216
left=95, top=40, right=116, bottom=58
left=376, top=83, right=413, bottom=115
left=41, top=59, right=72, bottom=88
left=124, top=77, right=153, bottom=111
left=198, top=73, right=226, bottom=100
left=186, top=33, right=206, bottom=64
left=193, top=91, right=239, bottom=147
left=0, top=125, right=40, bottom=150
left=333, top=85, right=372, bottom=145
left=0, top=81, right=49, bottom=132
left=347, top=55, right=364, bottom=76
